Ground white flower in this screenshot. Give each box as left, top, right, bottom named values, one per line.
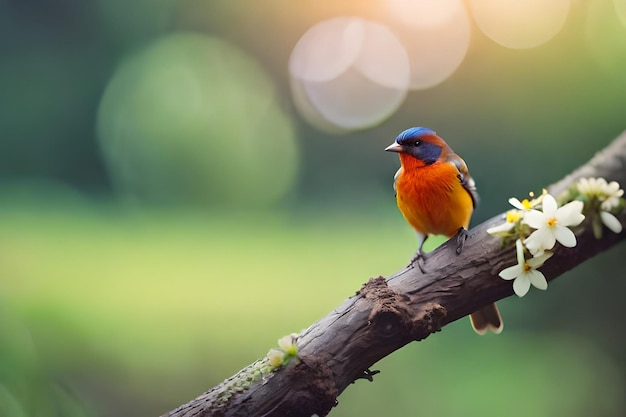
left=487, top=197, right=535, bottom=236
left=267, top=348, right=285, bottom=367
left=600, top=180, right=624, bottom=211
left=523, top=194, right=585, bottom=256
left=512, top=189, right=547, bottom=209
left=499, top=240, right=553, bottom=297
left=577, top=177, right=624, bottom=210
left=277, top=333, right=298, bottom=356
left=577, top=177, right=606, bottom=196
left=509, top=198, right=531, bottom=211
left=487, top=210, right=520, bottom=235
left=576, top=177, right=623, bottom=236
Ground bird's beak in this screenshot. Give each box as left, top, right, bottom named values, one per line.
left=385, top=142, right=403, bottom=153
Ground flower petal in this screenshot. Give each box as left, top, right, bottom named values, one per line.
left=542, top=194, right=558, bottom=217
left=499, top=265, right=522, bottom=280
left=487, top=222, right=515, bottom=235
left=600, top=211, right=623, bottom=233
left=523, top=233, right=542, bottom=255
left=508, top=198, right=524, bottom=210
left=554, top=225, right=577, bottom=247
left=278, top=335, right=295, bottom=352
left=556, top=200, right=585, bottom=226
left=267, top=348, right=285, bottom=367
left=577, top=178, right=590, bottom=194
left=528, top=270, right=548, bottom=290
left=527, top=251, right=554, bottom=268
left=513, top=276, right=531, bottom=297
left=525, top=227, right=555, bottom=255
left=606, top=181, right=621, bottom=195
left=523, top=210, right=546, bottom=229
left=601, top=198, right=619, bottom=211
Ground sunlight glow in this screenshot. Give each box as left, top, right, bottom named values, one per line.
left=386, top=0, right=464, bottom=29
left=615, top=0, right=626, bottom=27
left=468, top=0, right=570, bottom=49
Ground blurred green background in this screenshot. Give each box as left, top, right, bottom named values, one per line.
left=1, top=1, right=625, bottom=416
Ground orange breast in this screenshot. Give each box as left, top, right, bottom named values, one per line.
left=395, top=157, right=473, bottom=237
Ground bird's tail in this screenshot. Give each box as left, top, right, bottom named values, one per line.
left=470, top=303, right=503, bottom=335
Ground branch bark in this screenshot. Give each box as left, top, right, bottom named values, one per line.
left=164, top=131, right=626, bottom=417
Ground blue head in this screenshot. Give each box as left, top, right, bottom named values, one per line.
left=385, top=127, right=443, bottom=165
left=395, top=127, right=436, bottom=142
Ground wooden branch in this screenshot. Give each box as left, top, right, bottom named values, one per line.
left=164, top=131, right=626, bottom=417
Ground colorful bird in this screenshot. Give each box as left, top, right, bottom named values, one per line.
left=385, top=127, right=503, bottom=335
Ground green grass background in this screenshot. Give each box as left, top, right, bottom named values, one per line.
left=1, top=203, right=623, bottom=416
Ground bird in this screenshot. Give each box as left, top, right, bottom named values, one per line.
left=385, top=127, right=503, bottom=335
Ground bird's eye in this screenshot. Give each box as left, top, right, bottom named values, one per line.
left=414, top=140, right=421, bottom=147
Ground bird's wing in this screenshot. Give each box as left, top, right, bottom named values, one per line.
left=448, top=154, right=479, bottom=208
left=392, top=167, right=402, bottom=197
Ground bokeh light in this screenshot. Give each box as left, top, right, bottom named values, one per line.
left=386, top=0, right=471, bottom=89
left=468, top=0, right=570, bottom=49
left=289, top=17, right=410, bottom=131
left=386, top=0, right=464, bottom=29
left=289, top=77, right=350, bottom=134
left=97, top=33, right=298, bottom=207
left=2, top=1, right=626, bottom=416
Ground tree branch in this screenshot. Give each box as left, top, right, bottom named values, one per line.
left=163, top=131, right=626, bottom=417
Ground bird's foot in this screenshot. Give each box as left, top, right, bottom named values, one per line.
left=409, top=251, right=428, bottom=273
left=455, top=227, right=468, bottom=255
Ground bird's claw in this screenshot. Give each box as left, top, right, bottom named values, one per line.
left=409, top=252, right=427, bottom=273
